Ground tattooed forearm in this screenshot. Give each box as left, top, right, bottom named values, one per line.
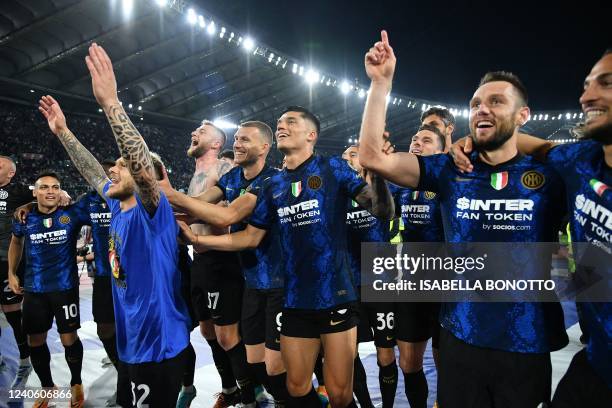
left=57, top=129, right=109, bottom=197
left=105, top=104, right=159, bottom=212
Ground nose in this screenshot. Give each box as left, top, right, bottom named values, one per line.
left=579, top=82, right=598, bottom=108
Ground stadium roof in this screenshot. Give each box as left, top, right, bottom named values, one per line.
left=0, top=0, right=583, bottom=152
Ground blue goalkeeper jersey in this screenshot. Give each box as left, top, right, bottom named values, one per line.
left=75, top=190, right=112, bottom=277
left=547, top=140, right=612, bottom=387
left=12, top=205, right=88, bottom=293
left=103, top=182, right=190, bottom=364
left=217, top=165, right=283, bottom=290
left=249, top=154, right=365, bottom=309
left=389, top=183, right=444, bottom=242
left=418, top=152, right=568, bottom=353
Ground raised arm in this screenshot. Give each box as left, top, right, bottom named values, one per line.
left=358, top=31, right=421, bottom=188
left=38, top=95, right=109, bottom=197
left=8, top=235, right=24, bottom=294
left=354, top=171, right=395, bottom=220
left=178, top=221, right=266, bottom=252
left=86, top=43, right=159, bottom=212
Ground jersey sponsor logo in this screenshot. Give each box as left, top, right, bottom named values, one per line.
left=490, top=171, right=508, bottom=190
left=589, top=178, right=609, bottom=197
left=90, top=212, right=111, bottom=220
left=424, top=191, right=436, bottom=200
left=278, top=199, right=321, bottom=226
left=574, top=194, right=612, bottom=241
left=0, top=190, right=8, bottom=199
left=43, top=218, right=52, bottom=228
left=59, top=215, right=71, bottom=225
left=291, top=181, right=302, bottom=197
left=521, top=171, right=545, bottom=190
left=307, top=175, right=323, bottom=190
left=29, top=229, right=67, bottom=243
left=455, top=197, right=534, bottom=223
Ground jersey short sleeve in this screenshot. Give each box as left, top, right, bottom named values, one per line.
left=416, top=153, right=451, bottom=192
left=216, top=171, right=232, bottom=200
left=11, top=218, right=25, bottom=237
left=546, top=140, right=601, bottom=173
left=328, top=156, right=367, bottom=198
left=248, top=181, right=274, bottom=230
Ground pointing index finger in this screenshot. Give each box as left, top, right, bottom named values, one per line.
left=381, top=30, right=389, bottom=45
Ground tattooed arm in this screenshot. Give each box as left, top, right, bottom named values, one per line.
left=86, top=43, right=159, bottom=212
left=38, top=96, right=109, bottom=197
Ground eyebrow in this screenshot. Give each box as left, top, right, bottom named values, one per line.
left=584, top=72, right=612, bottom=87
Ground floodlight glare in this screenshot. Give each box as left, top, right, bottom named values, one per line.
left=340, top=81, right=351, bottom=94
left=243, top=37, right=255, bottom=51
left=187, top=9, right=196, bottom=25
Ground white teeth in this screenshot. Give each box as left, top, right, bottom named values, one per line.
left=586, top=110, right=605, bottom=119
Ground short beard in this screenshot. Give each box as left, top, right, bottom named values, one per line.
left=470, top=121, right=515, bottom=152
left=583, top=122, right=612, bottom=145
left=187, top=145, right=205, bottom=158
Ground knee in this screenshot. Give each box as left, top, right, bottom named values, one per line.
left=216, top=330, right=239, bottom=351
left=199, top=321, right=216, bottom=340
left=265, top=355, right=285, bottom=376
left=399, top=352, right=422, bottom=373
left=60, top=332, right=78, bottom=347
left=96, top=323, right=115, bottom=340
left=28, top=334, right=46, bottom=347
left=286, top=377, right=311, bottom=397
left=377, top=347, right=396, bottom=367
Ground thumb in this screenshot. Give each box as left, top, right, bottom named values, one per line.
left=465, top=136, right=473, bottom=153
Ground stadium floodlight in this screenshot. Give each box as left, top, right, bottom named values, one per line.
left=122, top=0, right=133, bottom=16
left=305, top=69, right=320, bottom=85
left=98, top=108, right=102, bottom=113
left=565, top=112, right=571, bottom=120
left=292, top=63, right=298, bottom=74
left=298, top=66, right=304, bottom=76
left=207, top=21, right=216, bottom=35
left=138, top=106, right=142, bottom=111
left=579, top=112, right=583, bottom=119
left=573, top=113, right=577, bottom=119
left=128, top=103, right=133, bottom=109
left=213, top=119, right=239, bottom=130
left=326, top=79, right=331, bottom=86
left=156, top=0, right=167, bottom=7
left=544, top=114, right=548, bottom=120
left=358, top=89, right=366, bottom=98
left=340, top=81, right=351, bottom=94
left=187, top=8, right=196, bottom=25
left=268, top=53, right=275, bottom=62
left=198, top=15, right=205, bottom=28
left=462, top=109, right=468, bottom=118
left=29, top=89, right=34, bottom=93
left=243, top=37, right=255, bottom=51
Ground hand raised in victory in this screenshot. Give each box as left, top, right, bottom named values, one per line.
left=365, top=30, right=396, bottom=85
left=85, top=43, right=119, bottom=110
left=38, top=95, right=68, bottom=136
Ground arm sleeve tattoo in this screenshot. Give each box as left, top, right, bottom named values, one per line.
left=105, top=104, right=160, bottom=213
left=57, top=129, right=109, bottom=197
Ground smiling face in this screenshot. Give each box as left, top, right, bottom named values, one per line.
left=34, top=176, right=61, bottom=211
left=187, top=123, right=223, bottom=158
left=469, top=81, right=529, bottom=151
left=409, top=129, right=444, bottom=156
left=106, top=158, right=136, bottom=200
left=233, top=126, right=268, bottom=166
left=275, top=111, right=316, bottom=153
left=580, top=53, right=612, bottom=144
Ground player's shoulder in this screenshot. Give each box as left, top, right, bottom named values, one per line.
left=548, top=139, right=601, bottom=162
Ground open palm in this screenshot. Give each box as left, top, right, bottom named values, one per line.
left=39, top=95, right=67, bottom=136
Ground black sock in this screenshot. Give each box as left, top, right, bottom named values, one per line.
left=314, top=354, right=325, bottom=386
left=249, top=361, right=269, bottom=391
left=353, top=356, right=373, bottom=408
left=268, top=372, right=290, bottom=407
left=379, top=360, right=398, bottom=407
left=288, top=386, right=320, bottom=408
left=64, top=338, right=83, bottom=386
left=100, top=334, right=119, bottom=368
left=226, top=341, right=255, bottom=404
left=5, top=310, right=29, bottom=360
left=206, top=338, right=236, bottom=390
left=183, top=343, right=196, bottom=387
left=403, top=369, right=428, bottom=408
left=30, top=344, right=53, bottom=387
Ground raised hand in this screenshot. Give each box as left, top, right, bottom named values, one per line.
left=38, top=95, right=68, bottom=136
left=158, top=165, right=176, bottom=199
left=85, top=43, right=119, bottom=110
left=365, top=30, right=396, bottom=85
left=449, top=136, right=475, bottom=173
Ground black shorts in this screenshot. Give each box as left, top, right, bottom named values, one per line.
left=178, top=245, right=198, bottom=329
left=0, top=258, right=24, bottom=305
left=22, top=287, right=80, bottom=334
left=357, top=300, right=396, bottom=348
left=282, top=302, right=359, bottom=338
left=117, top=346, right=188, bottom=408
left=552, top=348, right=612, bottom=407
left=92, top=276, right=115, bottom=324
left=437, top=327, right=552, bottom=407
left=396, top=302, right=440, bottom=343
left=241, top=287, right=284, bottom=351
left=191, top=251, right=243, bottom=326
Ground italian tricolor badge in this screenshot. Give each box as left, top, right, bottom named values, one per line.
left=490, top=172, right=508, bottom=190
left=589, top=178, right=609, bottom=197
left=43, top=218, right=52, bottom=228
left=291, top=181, right=302, bottom=197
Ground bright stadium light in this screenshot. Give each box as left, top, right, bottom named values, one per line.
left=462, top=109, right=468, bottom=118
left=156, top=0, right=167, bottom=7
left=579, top=112, right=583, bottom=119
left=544, top=114, right=548, bottom=120
left=128, top=103, right=133, bottom=109
left=305, top=69, right=320, bottom=85
left=566, top=112, right=571, bottom=120
left=187, top=8, right=196, bottom=25
left=207, top=21, right=216, bottom=35
left=298, top=66, right=304, bottom=76
left=243, top=37, right=255, bottom=51
left=138, top=105, right=142, bottom=111
left=198, top=15, right=205, bottom=28
left=122, top=0, right=133, bottom=17
left=358, top=89, right=366, bottom=98
left=213, top=119, right=239, bottom=130
left=292, top=63, right=298, bottom=74
left=340, top=81, right=351, bottom=94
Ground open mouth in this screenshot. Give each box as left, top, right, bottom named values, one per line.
left=585, top=109, right=606, bottom=122
left=476, top=120, right=494, bottom=129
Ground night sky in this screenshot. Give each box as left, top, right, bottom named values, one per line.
left=195, top=0, right=610, bottom=111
